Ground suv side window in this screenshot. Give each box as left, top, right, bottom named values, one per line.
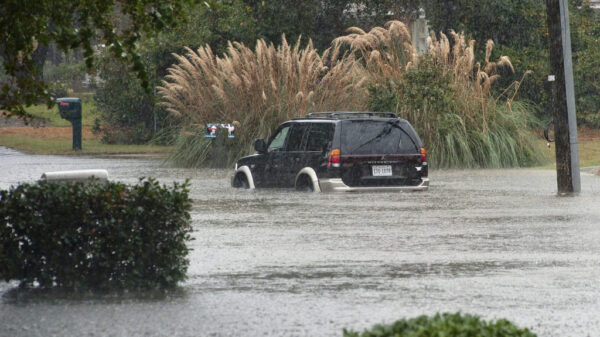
left=306, top=123, right=334, bottom=151
left=268, top=125, right=290, bottom=152
left=286, top=123, right=308, bottom=151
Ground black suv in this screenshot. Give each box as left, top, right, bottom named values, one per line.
left=232, top=112, right=429, bottom=192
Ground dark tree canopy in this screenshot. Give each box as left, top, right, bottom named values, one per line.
left=0, top=0, right=193, bottom=117
left=245, top=0, right=421, bottom=51
left=421, top=0, right=547, bottom=48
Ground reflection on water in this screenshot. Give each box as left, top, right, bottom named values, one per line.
left=2, top=286, right=187, bottom=305
left=1, top=147, right=600, bottom=336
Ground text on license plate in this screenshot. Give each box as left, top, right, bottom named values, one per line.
left=372, top=165, right=392, bottom=176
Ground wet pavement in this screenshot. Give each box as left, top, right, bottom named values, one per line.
left=1, top=146, right=599, bottom=336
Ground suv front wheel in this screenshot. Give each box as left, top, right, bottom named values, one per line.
left=233, top=173, right=250, bottom=189
left=232, top=165, right=255, bottom=189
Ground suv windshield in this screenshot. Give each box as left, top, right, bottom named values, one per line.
left=341, top=120, right=418, bottom=155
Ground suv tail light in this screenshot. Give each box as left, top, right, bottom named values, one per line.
left=420, top=148, right=427, bottom=164
left=328, top=149, right=341, bottom=168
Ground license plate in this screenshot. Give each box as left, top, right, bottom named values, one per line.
left=372, top=165, right=392, bottom=176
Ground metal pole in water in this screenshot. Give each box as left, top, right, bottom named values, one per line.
left=545, top=0, right=581, bottom=194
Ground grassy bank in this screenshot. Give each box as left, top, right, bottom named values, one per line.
left=0, top=127, right=170, bottom=156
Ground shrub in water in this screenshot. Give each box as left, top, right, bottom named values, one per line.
left=343, top=312, right=537, bottom=337
left=0, top=178, right=192, bottom=290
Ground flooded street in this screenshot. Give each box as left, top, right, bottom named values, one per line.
left=1, top=146, right=600, bottom=336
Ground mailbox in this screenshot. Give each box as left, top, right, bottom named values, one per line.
left=57, top=97, right=82, bottom=150
left=57, top=97, right=82, bottom=120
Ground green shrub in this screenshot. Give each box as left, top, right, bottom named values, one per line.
left=344, top=312, right=537, bottom=337
left=368, top=81, right=399, bottom=113
left=0, top=178, right=192, bottom=291
left=43, top=56, right=87, bottom=94
left=94, top=58, right=159, bottom=144
left=581, top=113, right=600, bottom=129
left=46, top=82, right=71, bottom=99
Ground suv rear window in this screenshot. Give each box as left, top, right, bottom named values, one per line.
left=286, top=123, right=308, bottom=151
left=341, top=120, right=418, bottom=155
left=306, top=123, right=334, bottom=151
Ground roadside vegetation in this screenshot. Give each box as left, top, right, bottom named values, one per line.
left=336, top=23, right=544, bottom=168
left=161, top=21, right=545, bottom=168
left=344, top=312, right=537, bottom=337
left=3, top=94, right=169, bottom=156
left=159, top=36, right=367, bottom=167
left=1, top=1, right=599, bottom=168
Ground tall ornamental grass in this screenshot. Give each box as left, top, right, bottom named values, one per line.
left=336, top=21, right=546, bottom=168
left=158, top=37, right=367, bottom=167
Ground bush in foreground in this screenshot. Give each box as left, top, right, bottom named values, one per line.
left=344, top=312, right=537, bottom=337
left=0, top=178, right=192, bottom=291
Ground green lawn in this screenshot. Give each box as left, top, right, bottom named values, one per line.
left=3, top=94, right=171, bottom=156
left=25, top=93, right=99, bottom=127
left=578, top=140, right=600, bottom=167
left=535, top=138, right=600, bottom=169
left=0, top=133, right=170, bottom=156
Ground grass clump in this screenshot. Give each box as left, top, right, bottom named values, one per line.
left=344, top=312, right=537, bottom=337
left=336, top=22, right=546, bottom=168
left=158, top=36, right=367, bottom=167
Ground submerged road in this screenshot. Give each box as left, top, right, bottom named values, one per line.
left=1, top=146, right=599, bottom=336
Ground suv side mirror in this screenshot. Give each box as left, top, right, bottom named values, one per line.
left=254, top=139, right=267, bottom=153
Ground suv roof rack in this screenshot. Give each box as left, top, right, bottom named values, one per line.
left=305, top=111, right=397, bottom=119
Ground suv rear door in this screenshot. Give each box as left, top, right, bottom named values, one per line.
left=303, top=122, right=335, bottom=173
left=263, top=123, right=292, bottom=187
left=280, top=122, right=309, bottom=187
left=339, top=119, right=423, bottom=187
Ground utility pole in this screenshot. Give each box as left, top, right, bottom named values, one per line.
left=545, top=0, right=581, bottom=194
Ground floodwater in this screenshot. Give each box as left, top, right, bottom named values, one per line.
left=1, top=146, right=599, bottom=337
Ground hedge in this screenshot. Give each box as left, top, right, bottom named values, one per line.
left=344, top=312, right=537, bottom=337
left=0, top=178, right=192, bottom=291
